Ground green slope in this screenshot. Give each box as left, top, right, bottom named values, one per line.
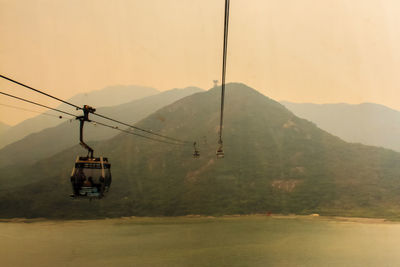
left=1, top=83, right=400, bottom=219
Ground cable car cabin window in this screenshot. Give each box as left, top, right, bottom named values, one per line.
left=80, top=168, right=102, bottom=181
left=75, top=163, right=102, bottom=169
left=74, top=163, right=102, bottom=183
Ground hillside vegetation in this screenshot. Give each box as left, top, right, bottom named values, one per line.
left=1, top=83, right=400, bottom=219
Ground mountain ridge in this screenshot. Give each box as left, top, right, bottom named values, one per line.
left=281, top=101, right=400, bottom=152
left=0, top=121, right=10, bottom=135
left=1, top=83, right=400, bottom=219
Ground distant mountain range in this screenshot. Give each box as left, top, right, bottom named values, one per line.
left=0, top=87, right=203, bottom=169
left=1, top=83, right=400, bottom=219
left=282, top=102, right=400, bottom=152
left=0, top=85, right=159, bottom=149
left=0, top=122, right=10, bottom=135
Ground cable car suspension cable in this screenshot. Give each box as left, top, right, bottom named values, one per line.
left=92, top=120, right=187, bottom=146
left=92, top=112, right=191, bottom=144
left=0, top=75, right=81, bottom=110
left=0, top=91, right=189, bottom=146
left=217, top=0, right=230, bottom=157
left=0, top=102, right=69, bottom=119
left=0, top=91, right=77, bottom=118
left=0, top=74, right=192, bottom=145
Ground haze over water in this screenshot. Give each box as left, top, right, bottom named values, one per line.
left=1, top=216, right=400, bottom=267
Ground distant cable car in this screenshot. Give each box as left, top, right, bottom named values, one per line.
left=193, top=142, right=200, bottom=158
left=70, top=105, right=112, bottom=199
left=216, top=139, right=224, bottom=158
left=216, top=146, right=224, bottom=158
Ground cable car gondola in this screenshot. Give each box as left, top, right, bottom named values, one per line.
left=193, top=142, right=200, bottom=158
left=70, top=156, right=111, bottom=198
left=70, top=105, right=112, bottom=199
left=216, top=142, right=224, bottom=158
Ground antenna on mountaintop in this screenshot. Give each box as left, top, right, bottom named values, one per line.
left=213, top=80, right=219, bottom=88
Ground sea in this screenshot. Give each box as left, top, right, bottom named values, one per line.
left=1, top=215, right=399, bottom=267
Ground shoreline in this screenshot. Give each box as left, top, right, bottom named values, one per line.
left=0, top=213, right=394, bottom=225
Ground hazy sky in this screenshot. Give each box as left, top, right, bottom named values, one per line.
left=1, top=0, right=400, bottom=125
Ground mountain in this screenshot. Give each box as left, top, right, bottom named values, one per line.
left=0, top=87, right=203, bottom=168
left=281, top=102, right=400, bottom=152
left=1, top=83, right=400, bottom=219
left=0, top=122, right=10, bottom=135
left=0, top=85, right=158, bottom=149
left=67, top=85, right=159, bottom=108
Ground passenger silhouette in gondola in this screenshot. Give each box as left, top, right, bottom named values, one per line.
left=85, top=176, right=94, bottom=187
left=96, top=177, right=104, bottom=194
left=72, top=168, right=85, bottom=196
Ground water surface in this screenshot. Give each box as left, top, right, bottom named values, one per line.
left=1, top=216, right=399, bottom=266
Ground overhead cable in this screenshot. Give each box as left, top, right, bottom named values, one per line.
left=218, top=0, right=230, bottom=145
left=92, top=112, right=191, bottom=144
left=0, top=91, right=77, bottom=118
left=0, top=74, right=81, bottom=110
left=1, top=74, right=192, bottom=145
left=0, top=102, right=68, bottom=119
left=92, top=120, right=187, bottom=146
left=0, top=91, right=188, bottom=146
